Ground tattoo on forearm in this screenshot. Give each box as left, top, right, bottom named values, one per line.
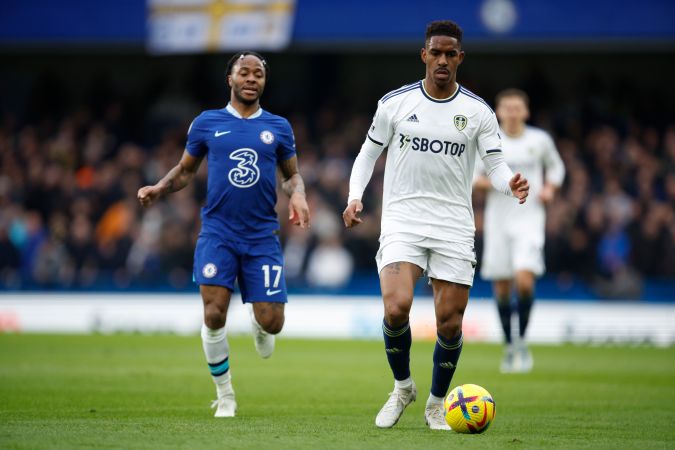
left=161, top=163, right=193, bottom=194
left=279, top=158, right=305, bottom=197
left=284, top=174, right=305, bottom=195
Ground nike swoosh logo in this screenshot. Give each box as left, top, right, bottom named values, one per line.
left=214, top=131, right=231, bottom=137
left=266, top=289, right=281, bottom=296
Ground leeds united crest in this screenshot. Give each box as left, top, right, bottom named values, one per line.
left=454, top=115, right=467, bottom=131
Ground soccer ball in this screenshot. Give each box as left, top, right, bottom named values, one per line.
left=444, top=384, right=496, bottom=433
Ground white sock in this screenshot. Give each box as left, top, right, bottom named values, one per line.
left=426, top=393, right=444, bottom=407
left=201, top=324, right=232, bottom=396
left=394, top=377, right=413, bottom=391
left=215, top=373, right=233, bottom=399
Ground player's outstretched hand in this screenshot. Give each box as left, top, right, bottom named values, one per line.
left=342, top=200, right=363, bottom=228
left=137, top=185, right=162, bottom=207
left=289, top=192, right=310, bottom=228
left=509, top=172, right=530, bottom=204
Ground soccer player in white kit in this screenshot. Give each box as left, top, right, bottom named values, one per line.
left=474, top=89, right=565, bottom=373
left=343, top=21, right=529, bottom=430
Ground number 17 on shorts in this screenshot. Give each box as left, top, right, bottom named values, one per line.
left=239, top=248, right=288, bottom=303
left=262, top=264, right=282, bottom=296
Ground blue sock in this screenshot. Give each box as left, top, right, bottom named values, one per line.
left=497, top=296, right=512, bottom=344
left=518, top=293, right=534, bottom=338
left=430, top=332, right=463, bottom=398
left=382, top=319, right=411, bottom=381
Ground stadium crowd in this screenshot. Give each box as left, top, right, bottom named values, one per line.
left=0, top=97, right=674, bottom=297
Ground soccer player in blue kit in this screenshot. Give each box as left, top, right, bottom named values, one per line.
left=138, top=52, right=310, bottom=417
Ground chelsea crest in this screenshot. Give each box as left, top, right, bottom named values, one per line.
left=260, top=130, right=275, bottom=144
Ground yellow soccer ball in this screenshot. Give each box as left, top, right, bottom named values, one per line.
left=444, top=384, right=496, bottom=433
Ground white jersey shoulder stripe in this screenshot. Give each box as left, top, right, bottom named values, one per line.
left=381, top=82, right=420, bottom=103
left=381, top=81, right=419, bottom=99
left=459, top=87, right=494, bottom=113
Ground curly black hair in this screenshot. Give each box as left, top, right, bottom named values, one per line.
left=225, top=51, right=269, bottom=86
left=425, top=20, right=463, bottom=45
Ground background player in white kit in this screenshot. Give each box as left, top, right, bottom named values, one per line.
left=474, top=89, right=565, bottom=373
left=343, top=21, right=529, bottom=430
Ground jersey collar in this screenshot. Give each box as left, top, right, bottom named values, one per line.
left=226, top=103, right=263, bottom=119
left=420, top=80, right=461, bottom=103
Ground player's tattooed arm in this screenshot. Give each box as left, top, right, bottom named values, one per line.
left=137, top=151, right=203, bottom=207
left=278, top=156, right=305, bottom=197
left=278, top=156, right=310, bottom=228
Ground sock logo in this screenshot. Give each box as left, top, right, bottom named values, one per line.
left=439, top=361, right=456, bottom=369
left=386, top=347, right=402, bottom=354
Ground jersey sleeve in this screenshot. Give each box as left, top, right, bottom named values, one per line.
left=475, top=109, right=503, bottom=158
left=276, top=118, right=297, bottom=161
left=185, top=114, right=209, bottom=158
left=367, top=99, right=394, bottom=147
left=541, top=132, right=566, bottom=187
left=473, top=151, right=487, bottom=181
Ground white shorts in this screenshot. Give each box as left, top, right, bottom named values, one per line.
left=480, top=229, right=545, bottom=280
left=375, top=233, right=476, bottom=287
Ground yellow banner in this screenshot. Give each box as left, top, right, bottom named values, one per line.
left=148, top=0, right=296, bottom=53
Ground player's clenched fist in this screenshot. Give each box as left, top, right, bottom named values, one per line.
left=137, top=185, right=162, bottom=207
left=509, top=172, right=530, bottom=204
left=342, top=199, right=364, bottom=228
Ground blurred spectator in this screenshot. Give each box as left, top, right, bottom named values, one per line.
left=305, top=204, right=354, bottom=288
left=0, top=91, right=674, bottom=297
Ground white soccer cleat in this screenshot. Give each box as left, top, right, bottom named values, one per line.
left=500, top=343, right=516, bottom=373
left=211, top=390, right=237, bottom=418
left=249, top=306, right=275, bottom=359
left=425, top=402, right=452, bottom=430
left=375, top=381, right=417, bottom=428
left=515, top=342, right=533, bottom=373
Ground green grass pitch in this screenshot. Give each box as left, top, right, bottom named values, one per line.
left=1, top=334, right=674, bottom=449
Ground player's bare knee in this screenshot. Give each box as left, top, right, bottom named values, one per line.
left=383, top=298, right=411, bottom=326
left=436, top=312, right=464, bottom=340
left=254, top=303, right=285, bottom=333
left=494, top=281, right=512, bottom=301
left=516, top=287, right=533, bottom=299
left=515, top=280, right=534, bottom=298
left=204, top=308, right=226, bottom=329
left=260, top=314, right=284, bottom=334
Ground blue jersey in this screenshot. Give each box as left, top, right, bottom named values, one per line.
left=186, top=104, right=296, bottom=241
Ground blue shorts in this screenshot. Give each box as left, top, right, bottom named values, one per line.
left=193, top=234, right=287, bottom=303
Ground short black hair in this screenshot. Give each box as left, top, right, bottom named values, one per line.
left=495, top=88, right=530, bottom=107
left=425, top=20, right=463, bottom=45
left=225, top=51, right=269, bottom=85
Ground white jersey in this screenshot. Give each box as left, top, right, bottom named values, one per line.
left=478, top=125, right=565, bottom=234
left=367, top=80, right=502, bottom=250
